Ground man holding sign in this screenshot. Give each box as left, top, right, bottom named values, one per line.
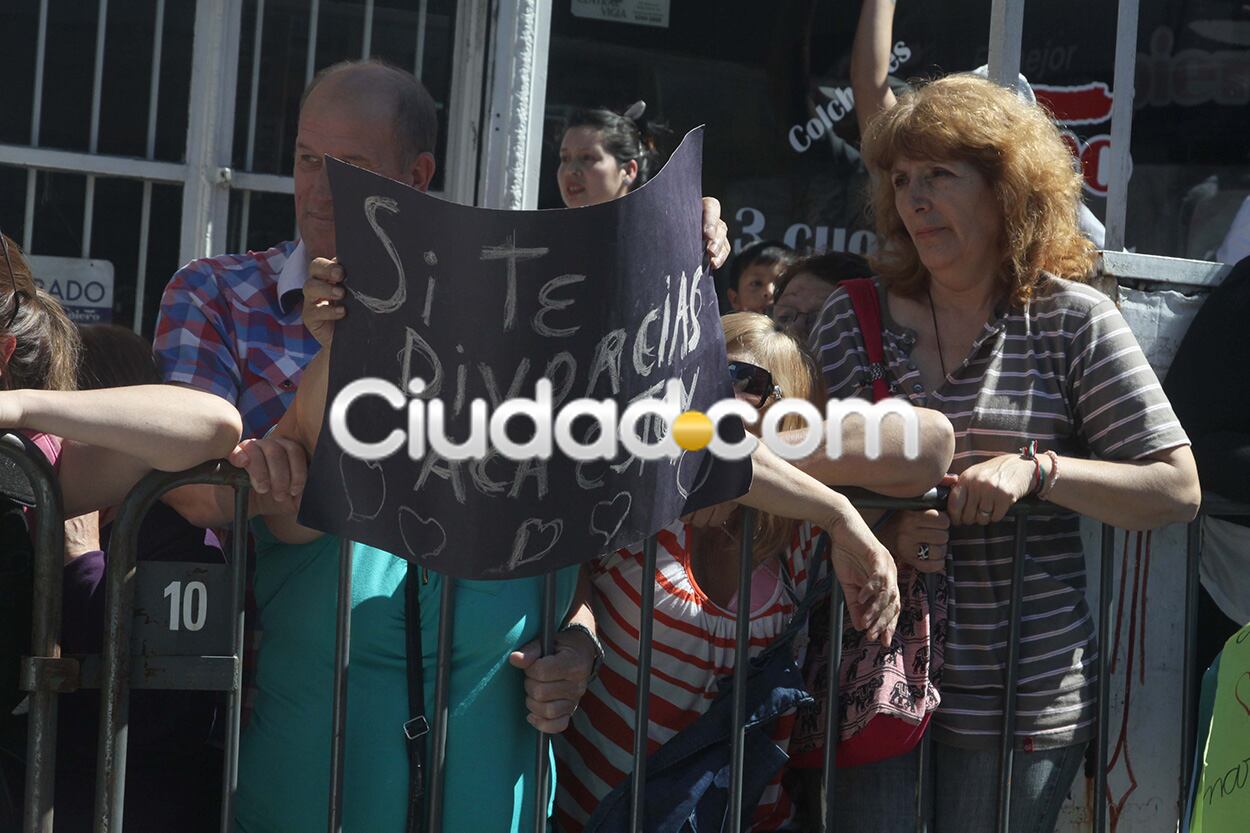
left=152, top=59, right=737, bottom=830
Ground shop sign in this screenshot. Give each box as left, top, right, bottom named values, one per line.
left=1035, top=82, right=1115, bottom=197
left=27, top=255, right=114, bottom=324
left=572, top=0, right=670, bottom=28
left=735, top=206, right=877, bottom=256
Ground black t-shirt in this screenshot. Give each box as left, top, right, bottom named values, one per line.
left=1163, top=256, right=1250, bottom=522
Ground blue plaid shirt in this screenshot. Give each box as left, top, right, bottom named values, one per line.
left=154, top=240, right=321, bottom=439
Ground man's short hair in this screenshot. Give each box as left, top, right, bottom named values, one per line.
left=729, top=240, right=796, bottom=292
left=300, top=58, right=438, bottom=164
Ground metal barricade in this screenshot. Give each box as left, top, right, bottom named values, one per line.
left=1, top=433, right=66, bottom=833
left=601, top=489, right=1233, bottom=833
left=29, top=469, right=1227, bottom=833
left=15, top=460, right=250, bottom=833
left=91, top=461, right=250, bottom=833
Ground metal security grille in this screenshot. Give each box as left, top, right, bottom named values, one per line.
left=0, top=0, right=472, bottom=337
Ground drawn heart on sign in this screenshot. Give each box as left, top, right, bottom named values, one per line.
left=590, top=492, right=632, bottom=546
left=1235, top=671, right=1250, bottom=717
left=397, top=507, right=447, bottom=562
left=675, top=449, right=712, bottom=500
left=340, top=452, right=387, bottom=522
left=508, top=518, right=563, bottom=572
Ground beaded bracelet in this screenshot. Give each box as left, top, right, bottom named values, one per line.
left=1038, top=450, right=1061, bottom=500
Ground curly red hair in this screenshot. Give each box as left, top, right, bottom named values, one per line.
left=861, top=74, right=1096, bottom=305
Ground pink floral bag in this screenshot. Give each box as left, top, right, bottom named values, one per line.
left=790, top=278, right=946, bottom=768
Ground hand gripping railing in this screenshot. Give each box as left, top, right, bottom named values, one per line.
left=90, top=461, right=250, bottom=833
left=1, top=433, right=66, bottom=833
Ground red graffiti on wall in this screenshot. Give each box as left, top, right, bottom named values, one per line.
left=1103, top=531, right=1151, bottom=832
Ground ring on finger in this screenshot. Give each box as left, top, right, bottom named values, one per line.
left=916, top=544, right=930, bottom=561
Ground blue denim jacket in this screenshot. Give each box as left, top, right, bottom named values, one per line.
left=582, top=543, right=834, bottom=833
left=581, top=645, right=812, bottom=833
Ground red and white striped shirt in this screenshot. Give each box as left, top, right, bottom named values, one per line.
left=554, top=521, right=825, bottom=832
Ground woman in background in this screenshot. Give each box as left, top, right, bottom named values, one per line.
left=557, top=102, right=662, bottom=208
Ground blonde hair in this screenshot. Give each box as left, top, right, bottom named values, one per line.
left=0, top=234, right=82, bottom=392
left=720, top=312, right=826, bottom=559
left=862, top=74, right=1097, bottom=305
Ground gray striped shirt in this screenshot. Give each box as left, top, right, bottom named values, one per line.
left=809, top=276, right=1189, bottom=750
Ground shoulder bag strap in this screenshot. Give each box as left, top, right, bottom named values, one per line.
left=839, top=277, right=891, bottom=403
left=404, top=569, right=429, bottom=833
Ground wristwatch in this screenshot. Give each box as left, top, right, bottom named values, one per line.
left=560, top=622, right=605, bottom=681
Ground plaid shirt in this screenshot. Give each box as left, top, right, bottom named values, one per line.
left=154, top=239, right=321, bottom=719
left=154, top=240, right=320, bottom=440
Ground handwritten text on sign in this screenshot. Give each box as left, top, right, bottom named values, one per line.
left=299, top=128, right=750, bottom=579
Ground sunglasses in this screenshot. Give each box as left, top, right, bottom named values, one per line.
left=728, top=360, right=782, bottom=408
left=0, top=228, right=21, bottom=330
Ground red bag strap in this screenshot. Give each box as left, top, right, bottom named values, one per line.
left=839, top=278, right=891, bottom=402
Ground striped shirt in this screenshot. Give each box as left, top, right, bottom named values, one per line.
left=554, top=521, right=824, bottom=831
left=809, top=275, right=1189, bottom=751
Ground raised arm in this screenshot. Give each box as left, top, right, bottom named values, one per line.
left=850, top=0, right=899, bottom=139
left=6, top=385, right=242, bottom=517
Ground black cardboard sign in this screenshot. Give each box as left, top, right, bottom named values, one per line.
left=299, top=127, right=751, bottom=579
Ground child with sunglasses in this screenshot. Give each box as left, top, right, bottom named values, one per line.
left=553, top=312, right=884, bottom=832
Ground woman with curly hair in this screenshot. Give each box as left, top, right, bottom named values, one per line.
left=809, top=74, right=1200, bottom=832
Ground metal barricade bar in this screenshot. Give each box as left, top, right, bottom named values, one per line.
left=425, top=577, right=456, bottom=833
left=728, top=509, right=756, bottom=833
left=1095, top=525, right=1116, bottom=833
left=915, top=573, right=937, bottom=833
left=64, top=474, right=1250, bottom=833
left=327, top=538, right=353, bottom=833
left=821, top=581, right=845, bottom=832
left=92, top=461, right=250, bottom=833
left=996, top=514, right=1029, bottom=832
left=0, top=433, right=66, bottom=833
left=532, top=572, right=557, bottom=833
left=220, top=486, right=251, bottom=833
left=630, top=536, right=658, bottom=833
left=1180, top=518, right=1202, bottom=821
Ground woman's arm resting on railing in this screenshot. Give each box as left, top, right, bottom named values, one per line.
left=730, top=441, right=901, bottom=645
left=947, top=444, right=1201, bottom=530
left=6, top=385, right=243, bottom=517
left=779, top=406, right=955, bottom=497
left=1043, top=445, right=1201, bottom=530
left=162, top=433, right=311, bottom=529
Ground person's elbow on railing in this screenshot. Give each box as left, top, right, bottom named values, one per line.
left=700, top=440, right=902, bottom=645
left=779, top=405, right=955, bottom=498
left=162, top=433, right=310, bottom=530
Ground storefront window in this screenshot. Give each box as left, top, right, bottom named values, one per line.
left=0, top=0, right=459, bottom=335
left=541, top=0, right=1250, bottom=302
